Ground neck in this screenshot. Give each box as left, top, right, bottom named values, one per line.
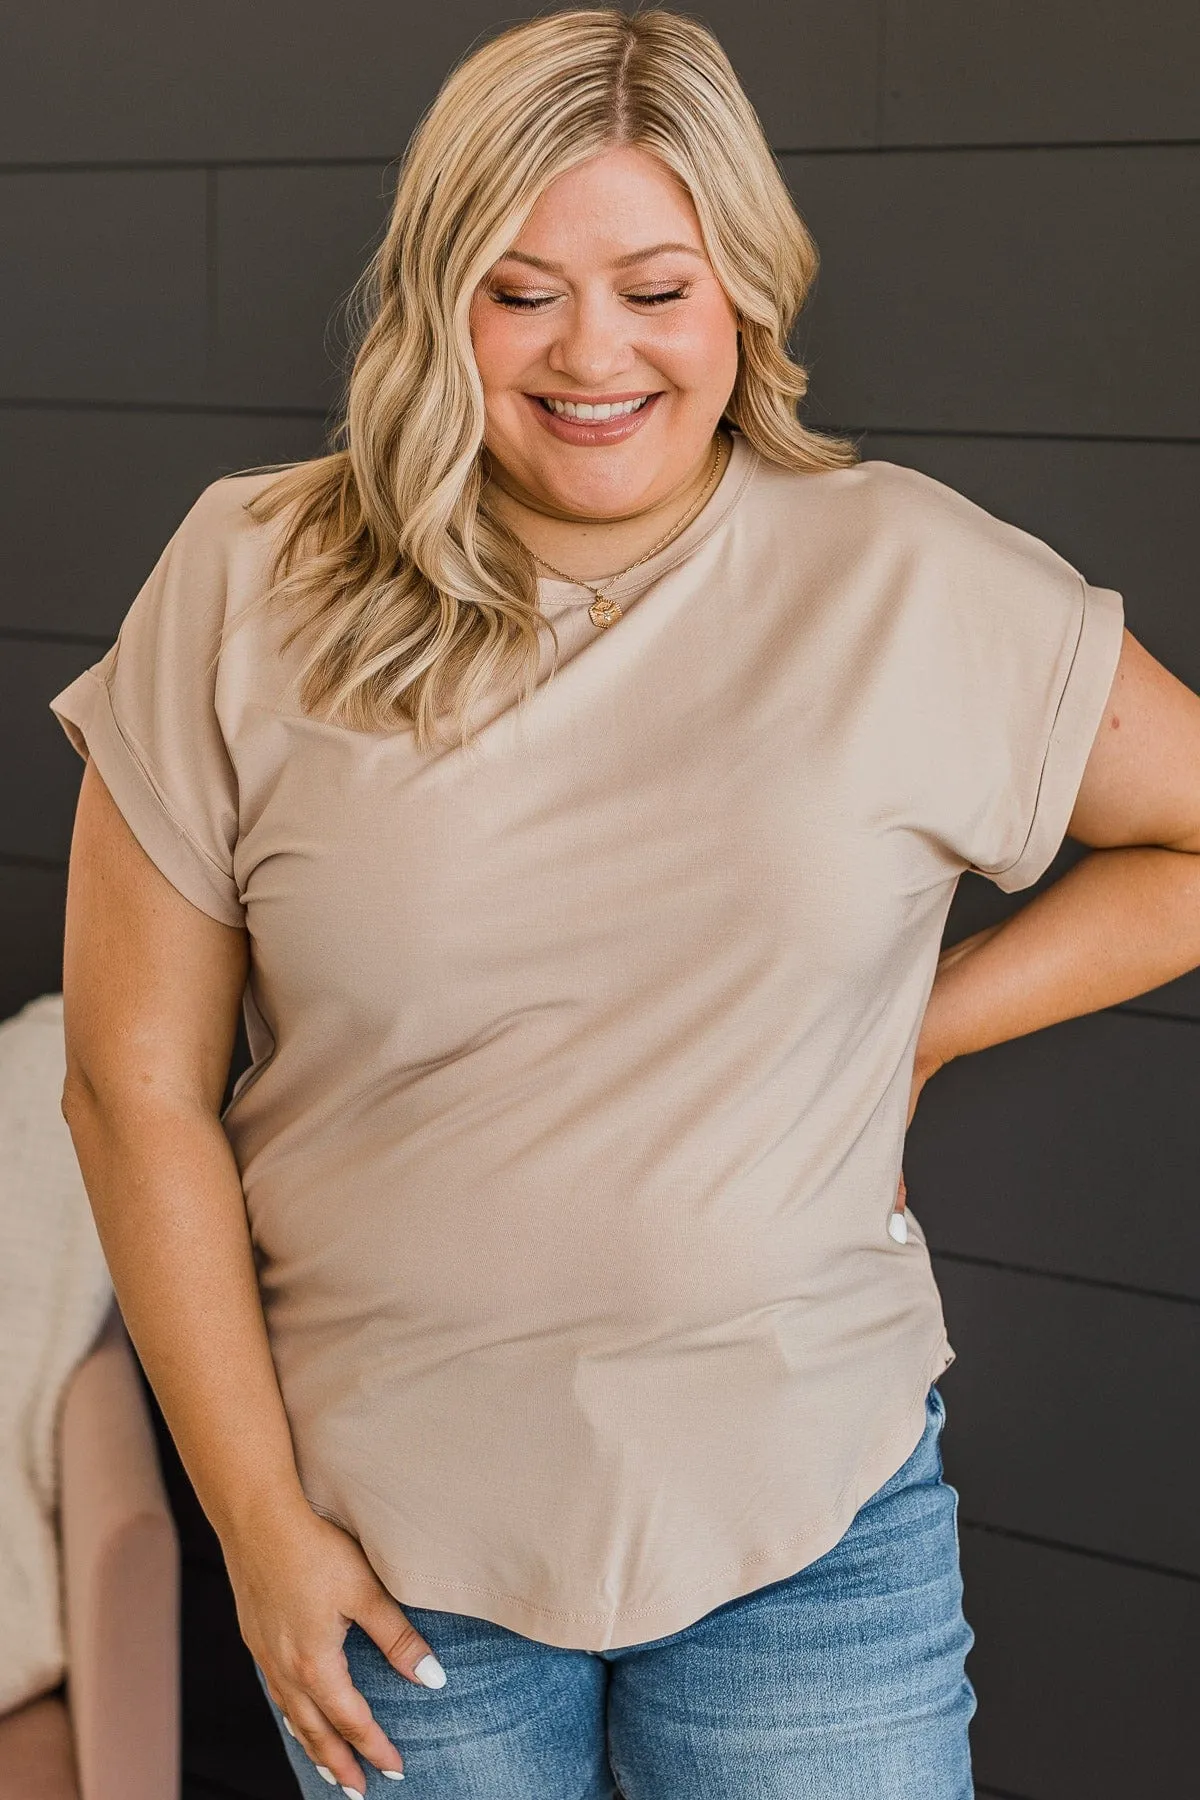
left=483, top=429, right=729, bottom=586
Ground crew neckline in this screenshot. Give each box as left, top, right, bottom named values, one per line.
left=535, top=428, right=756, bottom=613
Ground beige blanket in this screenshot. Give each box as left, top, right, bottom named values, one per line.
left=0, top=992, right=114, bottom=1714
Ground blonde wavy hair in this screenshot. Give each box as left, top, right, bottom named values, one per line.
left=224, top=6, right=860, bottom=751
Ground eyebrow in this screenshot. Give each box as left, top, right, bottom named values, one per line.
left=493, top=242, right=707, bottom=273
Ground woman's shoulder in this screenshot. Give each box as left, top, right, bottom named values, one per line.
left=90, top=471, right=301, bottom=720
left=750, top=451, right=985, bottom=528
left=172, top=468, right=295, bottom=559
left=750, top=451, right=1077, bottom=583
left=142, top=470, right=301, bottom=653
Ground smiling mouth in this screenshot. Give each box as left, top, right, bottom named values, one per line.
left=534, top=394, right=659, bottom=420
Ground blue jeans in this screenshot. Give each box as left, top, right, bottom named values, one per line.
left=256, top=1384, right=976, bottom=1798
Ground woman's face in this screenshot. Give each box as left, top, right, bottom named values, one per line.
left=469, top=144, right=740, bottom=522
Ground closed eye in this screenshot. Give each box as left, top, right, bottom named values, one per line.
left=489, top=288, right=689, bottom=311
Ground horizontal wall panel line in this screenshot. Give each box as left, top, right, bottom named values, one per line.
left=781, top=138, right=1200, bottom=157
left=8, top=403, right=1197, bottom=449
left=960, top=1519, right=1200, bottom=1587
left=4, top=140, right=1200, bottom=177
left=930, top=1249, right=1199, bottom=1309
left=0, top=155, right=396, bottom=175
left=827, top=424, right=1200, bottom=447
left=1114, top=1002, right=1200, bottom=1028
left=0, top=850, right=68, bottom=873
left=0, top=397, right=331, bottom=420
left=0, top=625, right=112, bottom=647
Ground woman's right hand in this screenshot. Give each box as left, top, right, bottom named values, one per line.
left=221, top=1499, right=447, bottom=1791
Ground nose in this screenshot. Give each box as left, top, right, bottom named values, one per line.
left=546, top=292, right=639, bottom=387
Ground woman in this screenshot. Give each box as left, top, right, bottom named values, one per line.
left=50, top=9, right=1200, bottom=1799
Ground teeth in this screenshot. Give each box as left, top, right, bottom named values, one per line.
left=541, top=395, right=650, bottom=420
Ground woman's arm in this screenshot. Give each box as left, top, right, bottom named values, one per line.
left=61, top=761, right=297, bottom=1544
left=910, top=627, right=1200, bottom=1114
left=60, top=757, right=442, bottom=1791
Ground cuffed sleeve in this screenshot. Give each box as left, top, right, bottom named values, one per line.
left=875, top=462, right=1126, bottom=895
left=49, top=484, right=246, bottom=927
left=985, top=572, right=1124, bottom=892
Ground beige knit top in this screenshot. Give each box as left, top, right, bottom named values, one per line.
left=49, top=430, right=1124, bottom=1650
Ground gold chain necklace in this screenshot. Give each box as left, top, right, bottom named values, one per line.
left=530, top=431, right=728, bottom=629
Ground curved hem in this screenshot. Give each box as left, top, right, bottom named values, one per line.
left=314, top=1329, right=957, bottom=1653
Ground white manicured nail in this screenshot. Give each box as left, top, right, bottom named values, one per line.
left=888, top=1210, right=908, bottom=1244
left=314, top=1771, right=338, bottom=1787
left=283, top=1715, right=298, bottom=1739
left=341, top=1788, right=364, bottom=1799
left=381, top=1775, right=406, bottom=1782
left=415, top=1652, right=447, bottom=1688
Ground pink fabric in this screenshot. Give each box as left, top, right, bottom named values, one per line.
left=0, top=1690, right=77, bottom=1800
left=58, top=1307, right=180, bottom=1800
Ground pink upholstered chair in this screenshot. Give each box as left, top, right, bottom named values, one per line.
left=0, top=1303, right=180, bottom=1800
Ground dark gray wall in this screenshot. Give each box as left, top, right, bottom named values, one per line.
left=4, top=5, right=1198, bottom=1796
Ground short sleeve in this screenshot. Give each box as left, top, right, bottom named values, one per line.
left=877, top=463, right=1126, bottom=894
left=49, top=483, right=246, bottom=926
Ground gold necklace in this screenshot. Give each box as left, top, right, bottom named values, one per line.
left=530, top=431, right=728, bottom=629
